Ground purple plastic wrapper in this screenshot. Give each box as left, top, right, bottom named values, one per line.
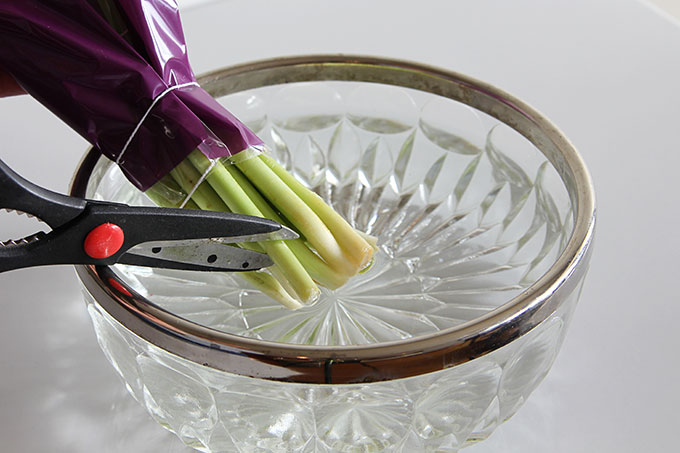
left=0, top=0, right=262, bottom=190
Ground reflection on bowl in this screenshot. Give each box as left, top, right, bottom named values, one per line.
left=73, top=55, right=595, bottom=452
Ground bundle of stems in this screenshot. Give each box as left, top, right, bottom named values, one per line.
left=147, top=149, right=375, bottom=309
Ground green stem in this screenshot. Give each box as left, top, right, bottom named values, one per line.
left=168, top=160, right=230, bottom=212
left=147, top=174, right=199, bottom=209
left=223, top=163, right=349, bottom=289
left=186, top=150, right=319, bottom=303
left=236, top=155, right=357, bottom=276
left=160, top=161, right=302, bottom=307
left=260, top=154, right=374, bottom=269
left=239, top=271, right=303, bottom=310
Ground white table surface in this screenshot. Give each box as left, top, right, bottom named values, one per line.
left=1, top=1, right=678, bottom=451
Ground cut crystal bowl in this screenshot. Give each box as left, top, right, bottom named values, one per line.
left=72, top=55, right=595, bottom=452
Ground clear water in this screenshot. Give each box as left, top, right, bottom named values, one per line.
left=90, top=82, right=573, bottom=346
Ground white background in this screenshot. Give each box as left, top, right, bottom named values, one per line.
left=1, top=1, right=679, bottom=451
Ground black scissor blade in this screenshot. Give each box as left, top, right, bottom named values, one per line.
left=95, top=206, right=285, bottom=244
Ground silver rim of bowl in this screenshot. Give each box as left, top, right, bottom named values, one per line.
left=71, top=55, right=596, bottom=384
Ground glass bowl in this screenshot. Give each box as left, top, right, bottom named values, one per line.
left=72, top=55, right=595, bottom=452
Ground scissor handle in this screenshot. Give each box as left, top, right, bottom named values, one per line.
left=0, top=158, right=85, bottom=228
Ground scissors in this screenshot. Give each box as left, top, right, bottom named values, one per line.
left=0, top=158, right=293, bottom=273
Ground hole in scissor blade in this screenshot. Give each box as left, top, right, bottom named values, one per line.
left=242, top=261, right=249, bottom=268
left=207, top=254, right=217, bottom=264
left=151, top=247, right=162, bottom=254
